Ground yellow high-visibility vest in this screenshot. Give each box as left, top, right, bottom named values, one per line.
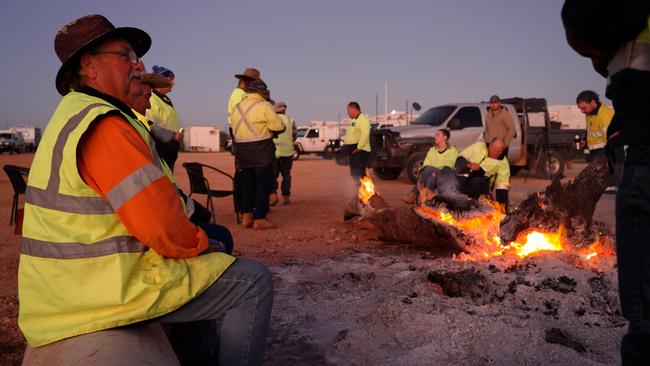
left=460, top=141, right=510, bottom=190
left=231, top=93, right=284, bottom=143
left=274, top=114, right=296, bottom=157
left=227, top=87, right=246, bottom=126
left=343, top=113, right=371, bottom=152
left=19, top=91, right=234, bottom=347
left=608, top=16, right=650, bottom=75
left=146, top=92, right=181, bottom=133
left=585, top=104, right=614, bottom=150
left=423, top=145, right=458, bottom=169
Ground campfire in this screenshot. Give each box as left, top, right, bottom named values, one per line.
left=350, top=159, right=615, bottom=269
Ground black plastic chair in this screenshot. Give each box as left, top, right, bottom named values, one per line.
left=182, top=162, right=235, bottom=224
left=3, top=165, right=29, bottom=225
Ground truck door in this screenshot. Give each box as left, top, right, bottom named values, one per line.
left=446, top=106, right=483, bottom=152
left=306, top=128, right=324, bottom=152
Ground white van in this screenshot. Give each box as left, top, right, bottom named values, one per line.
left=294, top=123, right=347, bottom=160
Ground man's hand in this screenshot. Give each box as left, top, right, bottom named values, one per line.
left=352, top=148, right=361, bottom=154
left=175, top=131, right=184, bottom=142
left=467, top=162, right=481, bottom=171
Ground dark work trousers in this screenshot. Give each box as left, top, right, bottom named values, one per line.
left=587, top=147, right=625, bottom=187
left=349, top=149, right=371, bottom=183
left=238, top=165, right=274, bottom=220
left=617, top=145, right=650, bottom=365
left=168, top=223, right=234, bottom=364
left=458, top=175, right=490, bottom=199
left=273, top=156, right=293, bottom=196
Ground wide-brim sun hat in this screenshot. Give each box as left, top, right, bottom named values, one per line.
left=54, top=14, right=151, bottom=95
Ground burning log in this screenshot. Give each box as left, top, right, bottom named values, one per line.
left=499, top=158, right=608, bottom=248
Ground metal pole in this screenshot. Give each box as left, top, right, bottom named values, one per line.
left=375, top=93, right=379, bottom=124
left=384, top=81, right=388, bottom=117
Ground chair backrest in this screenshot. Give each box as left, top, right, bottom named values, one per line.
left=182, top=163, right=209, bottom=195
left=3, top=165, right=29, bottom=195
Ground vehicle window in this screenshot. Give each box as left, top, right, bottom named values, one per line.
left=413, top=106, right=456, bottom=126
left=0, top=133, right=13, bottom=139
left=453, top=107, right=483, bottom=129
left=296, top=129, right=307, bottom=138
left=306, top=129, right=319, bottom=138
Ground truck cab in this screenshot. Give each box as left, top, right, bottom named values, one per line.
left=371, top=103, right=522, bottom=182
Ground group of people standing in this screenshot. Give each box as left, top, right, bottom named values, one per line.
left=227, top=68, right=297, bottom=230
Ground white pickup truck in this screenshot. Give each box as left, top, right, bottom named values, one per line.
left=294, top=123, right=347, bottom=160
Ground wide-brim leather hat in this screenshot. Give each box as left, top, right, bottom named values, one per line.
left=54, top=14, right=151, bottom=95
left=235, top=67, right=261, bottom=81
left=141, top=73, right=171, bottom=88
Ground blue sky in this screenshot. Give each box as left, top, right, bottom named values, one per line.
left=0, top=0, right=605, bottom=129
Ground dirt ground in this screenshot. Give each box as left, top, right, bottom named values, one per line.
left=0, top=152, right=619, bottom=365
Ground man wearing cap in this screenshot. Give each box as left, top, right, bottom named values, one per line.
left=146, top=64, right=182, bottom=171
left=342, top=101, right=372, bottom=184
left=271, top=101, right=297, bottom=206
left=18, top=14, right=272, bottom=365
left=485, top=95, right=516, bottom=156
left=230, top=80, right=285, bottom=230
left=132, top=70, right=169, bottom=129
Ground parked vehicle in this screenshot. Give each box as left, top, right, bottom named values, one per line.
left=368, top=98, right=583, bottom=182
left=11, top=127, right=41, bottom=152
left=0, top=129, right=25, bottom=154
left=294, top=122, right=347, bottom=160
left=182, top=126, right=221, bottom=152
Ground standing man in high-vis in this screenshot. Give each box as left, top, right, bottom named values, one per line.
left=576, top=90, right=623, bottom=192
left=563, top=2, right=650, bottom=363
left=19, top=14, right=272, bottom=366
left=271, top=101, right=297, bottom=206
left=342, top=101, right=372, bottom=185
left=147, top=64, right=182, bottom=171
left=230, top=80, right=285, bottom=230
left=228, top=68, right=261, bottom=129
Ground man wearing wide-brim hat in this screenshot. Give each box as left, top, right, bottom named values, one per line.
left=230, top=79, right=285, bottom=230
left=132, top=72, right=170, bottom=129
left=228, top=67, right=261, bottom=127
left=18, top=14, right=272, bottom=365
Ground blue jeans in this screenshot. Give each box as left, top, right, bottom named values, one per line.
left=617, top=145, right=650, bottom=364
left=160, top=259, right=273, bottom=366
left=410, top=166, right=441, bottom=194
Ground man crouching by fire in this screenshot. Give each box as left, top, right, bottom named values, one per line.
left=455, top=138, right=510, bottom=211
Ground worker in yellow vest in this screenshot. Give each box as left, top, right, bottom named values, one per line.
left=342, top=101, right=372, bottom=185
left=228, top=68, right=261, bottom=128
left=146, top=65, right=182, bottom=171
left=456, top=138, right=510, bottom=209
left=230, top=80, right=285, bottom=229
left=402, top=129, right=458, bottom=204
left=132, top=71, right=169, bottom=130
left=19, top=14, right=272, bottom=365
left=271, top=101, right=297, bottom=206
left=575, top=90, right=623, bottom=193
left=563, top=3, right=650, bottom=362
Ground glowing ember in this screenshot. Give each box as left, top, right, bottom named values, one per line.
left=358, top=176, right=377, bottom=204
left=510, top=231, right=563, bottom=258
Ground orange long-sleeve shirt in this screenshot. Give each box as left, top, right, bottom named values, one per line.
left=77, top=115, right=208, bottom=258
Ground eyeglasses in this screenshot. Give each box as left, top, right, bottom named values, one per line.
left=90, top=49, right=140, bottom=64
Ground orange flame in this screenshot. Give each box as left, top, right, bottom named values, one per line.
left=358, top=176, right=377, bottom=204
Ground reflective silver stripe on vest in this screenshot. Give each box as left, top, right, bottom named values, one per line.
left=26, top=103, right=115, bottom=214
left=21, top=236, right=146, bottom=259
left=608, top=41, right=650, bottom=76
left=25, top=186, right=114, bottom=214
left=233, top=100, right=269, bottom=142
left=105, top=162, right=165, bottom=210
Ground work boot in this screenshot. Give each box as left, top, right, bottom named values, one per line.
left=253, top=218, right=276, bottom=230
left=402, top=192, right=417, bottom=204
left=282, top=195, right=291, bottom=205
left=240, top=213, right=253, bottom=229
left=269, top=192, right=279, bottom=206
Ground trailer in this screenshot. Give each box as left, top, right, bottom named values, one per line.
left=182, top=126, right=221, bottom=152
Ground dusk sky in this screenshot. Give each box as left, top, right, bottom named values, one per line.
left=0, top=0, right=606, bottom=130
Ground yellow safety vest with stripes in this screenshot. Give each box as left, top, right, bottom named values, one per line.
left=273, top=114, right=295, bottom=157
left=231, top=93, right=284, bottom=143
left=585, top=104, right=614, bottom=150
left=19, top=91, right=234, bottom=347
left=146, top=92, right=181, bottom=133
left=227, top=87, right=246, bottom=126
left=423, top=145, right=458, bottom=169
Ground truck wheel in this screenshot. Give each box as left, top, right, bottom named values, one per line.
left=373, top=167, right=402, bottom=180
left=292, top=144, right=301, bottom=160
left=322, top=150, right=333, bottom=160
left=335, top=154, right=349, bottom=166
left=406, top=152, right=427, bottom=184
left=538, top=150, right=565, bottom=180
